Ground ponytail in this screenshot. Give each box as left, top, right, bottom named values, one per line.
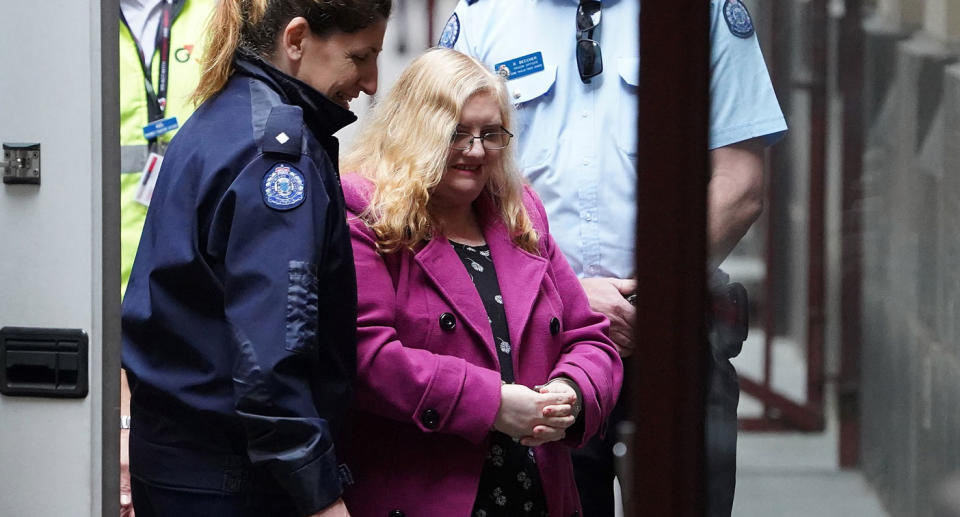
left=191, top=0, right=391, bottom=106
left=191, top=0, right=268, bottom=105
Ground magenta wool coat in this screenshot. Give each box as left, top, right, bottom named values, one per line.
left=340, top=175, right=623, bottom=517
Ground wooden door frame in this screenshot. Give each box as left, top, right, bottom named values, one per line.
left=629, top=1, right=710, bottom=515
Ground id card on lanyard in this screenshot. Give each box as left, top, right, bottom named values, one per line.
left=132, top=0, right=178, bottom=207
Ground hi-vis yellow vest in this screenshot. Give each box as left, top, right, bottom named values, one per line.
left=120, top=0, right=213, bottom=296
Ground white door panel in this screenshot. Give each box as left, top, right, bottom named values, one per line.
left=1, top=1, right=118, bottom=515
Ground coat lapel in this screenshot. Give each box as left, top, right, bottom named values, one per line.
left=414, top=196, right=549, bottom=368
left=414, top=237, right=498, bottom=363
left=482, top=213, right=548, bottom=352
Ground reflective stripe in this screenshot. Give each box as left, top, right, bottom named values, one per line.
left=121, top=143, right=167, bottom=174
left=121, top=144, right=149, bottom=174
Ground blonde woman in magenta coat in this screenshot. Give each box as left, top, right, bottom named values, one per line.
left=339, top=48, right=622, bottom=517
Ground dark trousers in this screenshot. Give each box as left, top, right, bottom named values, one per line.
left=131, top=477, right=299, bottom=517
left=129, top=428, right=301, bottom=517
left=704, top=326, right=742, bottom=517
left=573, top=308, right=743, bottom=517
left=571, top=381, right=627, bottom=517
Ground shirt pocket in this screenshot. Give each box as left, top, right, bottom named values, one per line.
left=509, top=64, right=559, bottom=181
left=616, top=57, right=640, bottom=158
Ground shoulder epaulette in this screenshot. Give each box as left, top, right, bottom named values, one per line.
left=260, top=105, right=303, bottom=157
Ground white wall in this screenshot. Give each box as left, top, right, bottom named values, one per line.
left=923, top=0, right=960, bottom=39
left=0, top=0, right=109, bottom=515
left=337, top=0, right=459, bottom=152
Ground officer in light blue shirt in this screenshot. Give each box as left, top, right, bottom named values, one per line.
left=442, top=1, right=786, bottom=516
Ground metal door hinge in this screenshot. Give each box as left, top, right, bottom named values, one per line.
left=1, top=143, right=41, bottom=185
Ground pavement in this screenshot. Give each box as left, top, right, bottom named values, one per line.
left=735, top=431, right=890, bottom=517
left=731, top=330, right=890, bottom=517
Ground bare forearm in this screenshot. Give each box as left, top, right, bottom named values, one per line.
left=120, top=368, right=133, bottom=513
left=121, top=368, right=131, bottom=416
left=707, top=172, right=762, bottom=266
left=707, top=139, right=765, bottom=269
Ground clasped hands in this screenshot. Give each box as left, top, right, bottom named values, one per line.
left=493, top=380, right=579, bottom=447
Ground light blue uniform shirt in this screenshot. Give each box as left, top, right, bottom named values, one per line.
left=444, top=0, right=787, bottom=279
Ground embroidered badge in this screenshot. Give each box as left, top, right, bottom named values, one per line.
left=262, top=163, right=305, bottom=210
left=439, top=13, right=460, bottom=48
left=723, top=0, right=755, bottom=38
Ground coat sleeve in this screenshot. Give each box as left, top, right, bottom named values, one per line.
left=207, top=153, right=349, bottom=516
left=525, top=186, right=623, bottom=447
left=348, top=212, right=504, bottom=445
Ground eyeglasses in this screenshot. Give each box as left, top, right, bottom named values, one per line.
left=576, top=0, right=603, bottom=84
left=449, top=127, right=514, bottom=151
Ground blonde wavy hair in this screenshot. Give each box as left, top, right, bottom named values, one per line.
left=342, top=48, right=538, bottom=254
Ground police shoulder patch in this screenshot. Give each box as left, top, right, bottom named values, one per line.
left=723, top=0, right=755, bottom=39
left=439, top=13, right=460, bottom=48
left=262, top=163, right=305, bottom=210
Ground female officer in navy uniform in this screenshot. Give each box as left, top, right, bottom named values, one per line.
left=121, top=1, right=390, bottom=515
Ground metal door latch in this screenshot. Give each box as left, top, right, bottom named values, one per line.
left=0, top=327, right=89, bottom=398
left=1, top=143, right=41, bottom=185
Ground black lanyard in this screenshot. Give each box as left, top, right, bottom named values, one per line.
left=122, top=0, right=176, bottom=140
left=152, top=0, right=173, bottom=120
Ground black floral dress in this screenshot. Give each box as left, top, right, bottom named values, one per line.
left=450, top=240, right=550, bottom=517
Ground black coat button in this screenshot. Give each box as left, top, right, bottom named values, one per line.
left=421, top=408, right=440, bottom=429
left=389, top=510, right=405, bottom=517
left=550, top=317, right=561, bottom=336
left=439, top=312, right=457, bottom=331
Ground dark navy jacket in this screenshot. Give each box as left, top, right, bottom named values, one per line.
left=122, top=51, right=358, bottom=515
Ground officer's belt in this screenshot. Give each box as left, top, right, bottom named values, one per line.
left=708, top=282, right=749, bottom=359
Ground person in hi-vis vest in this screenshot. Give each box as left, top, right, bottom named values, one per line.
left=118, top=2, right=213, bottom=515
left=119, top=0, right=213, bottom=296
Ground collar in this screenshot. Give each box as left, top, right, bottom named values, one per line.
left=233, top=49, right=357, bottom=137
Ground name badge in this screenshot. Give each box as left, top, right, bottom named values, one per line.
left=142, top=117, right=179, bottom=140
left=133, top=152, right=164, bottom=207
left=494, top=52, right=545, bottom=81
